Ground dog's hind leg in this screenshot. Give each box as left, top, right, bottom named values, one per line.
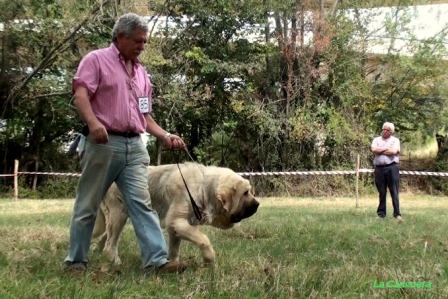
left=92, top=207, right=106, bottom=239
left=97, top=232, right=107, bottom=252
left=167, top=219, right=215, bottom=265
left=103, top=205, right=128, bottom=265
left=91, top=207, right=107, bottom=252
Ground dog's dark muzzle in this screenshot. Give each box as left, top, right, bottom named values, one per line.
left=230, top=200, right=260, bottom=223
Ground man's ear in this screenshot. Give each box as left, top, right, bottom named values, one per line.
left=116, top=32, right=127, bottom=42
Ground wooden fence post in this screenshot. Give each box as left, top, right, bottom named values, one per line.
left=355, top=154, right=360, bottom=208
left=14, top=159, right=19, bottom=201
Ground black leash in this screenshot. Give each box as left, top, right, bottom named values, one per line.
left=172, top=149, right=202, bottom=221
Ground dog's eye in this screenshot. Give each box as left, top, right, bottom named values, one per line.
left=244, top=190, right=249, bottom=195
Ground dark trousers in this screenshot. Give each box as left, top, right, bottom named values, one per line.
left=374, top=163, right=401, bottom=218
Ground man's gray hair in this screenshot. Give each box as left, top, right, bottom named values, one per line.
left=112, top=13, right=148, bottom=42
left=382, top=122, right=395, bottom=134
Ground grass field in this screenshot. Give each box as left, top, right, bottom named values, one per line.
left=1, top=195, right=448, bottom=299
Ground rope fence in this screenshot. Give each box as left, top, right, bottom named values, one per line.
left=238, top=169, right=448, bottom=177
left=2, top=158, right=448, bottom=202
left=6, top=169, right=448, bottom=178
left=14, top=172, right=82, bottom=177
left=9, top=169, right=448, bottom=177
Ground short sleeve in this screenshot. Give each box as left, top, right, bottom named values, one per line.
left=72, top=52, right=100, bottom=97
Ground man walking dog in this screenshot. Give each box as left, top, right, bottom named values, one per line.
left=64, top=13, right=188, bottom=273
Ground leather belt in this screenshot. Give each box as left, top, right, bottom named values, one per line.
left=375, top=162, right=397, bottom=168
left=81, top=125, right=140, bottom=138
left=107, top=130, right=140, bottom=138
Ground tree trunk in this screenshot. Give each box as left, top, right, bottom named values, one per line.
left=32, top=159, right=39, bottom=191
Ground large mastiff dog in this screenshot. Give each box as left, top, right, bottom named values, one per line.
left=92, top=162, right=259, bottom=265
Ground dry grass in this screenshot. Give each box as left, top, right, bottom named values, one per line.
left=0, top=199, right=73, bottom=215
left=260, top=193, right=448, bottom=208
left=1, top=196, right=448, bottom=299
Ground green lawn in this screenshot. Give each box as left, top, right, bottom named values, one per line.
left=0, top=195, right=447, bottom=299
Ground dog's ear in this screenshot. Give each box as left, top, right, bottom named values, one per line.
left=217, top=190, right=233, bottom=213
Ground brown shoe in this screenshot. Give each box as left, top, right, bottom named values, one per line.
left=63, top=261, right=88, bottom=273
left=156, top=261, right=188, bottom=274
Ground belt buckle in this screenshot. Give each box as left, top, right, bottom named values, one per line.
left=125, top=131, right=138, bottom=137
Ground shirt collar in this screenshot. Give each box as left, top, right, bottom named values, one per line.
left=109, top=43, right=141, bottom=65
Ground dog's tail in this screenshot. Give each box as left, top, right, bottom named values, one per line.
left=92, top=208, right=106, bottom=238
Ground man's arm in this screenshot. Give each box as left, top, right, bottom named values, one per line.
left=144, top=114, right=185, bottom=149
left=371, top=146, right=399, bottom=155
left=383, top=147, right=399, bottom=155
left=74, top=86, right=108, bottom=143
left=74, top=86, right=97, bottom=126
left=371, top=146, right=387, bottom=155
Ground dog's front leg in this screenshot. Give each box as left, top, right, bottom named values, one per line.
left=167, top=231, right=181, bottom=262
left=168, top=219, right=215, bottom=265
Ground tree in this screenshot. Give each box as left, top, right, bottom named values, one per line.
left=0, top=0, right=140, bottom=185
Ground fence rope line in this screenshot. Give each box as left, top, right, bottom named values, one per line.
left=237, top=169, right=448, bottom=177
left=1, top=169, right=448, bottom=177
left=0, top=174, right=15, bottom=177
left=16, top=172, right=82, bottom=177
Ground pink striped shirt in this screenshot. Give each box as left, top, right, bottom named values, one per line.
left=73, top=43, right=152, bottom=133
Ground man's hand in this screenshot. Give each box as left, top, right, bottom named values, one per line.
left=88, top=121, right=109, bottom=144
left=163, top=134, right=186, bottom=150
left=383, top=148, right=399, bottom=155
left=371, top=146, right=387, bottom=155
left=372, top=146, right=399, bottom=155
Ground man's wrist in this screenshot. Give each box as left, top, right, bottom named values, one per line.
left=162, top=132, right=171, bottom=143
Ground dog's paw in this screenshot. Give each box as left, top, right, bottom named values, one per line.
left=112, top=256, right=122, bottom=265
left=202, top=248, right=216, bottom=265
left=103, top=249, right=122, bottom=265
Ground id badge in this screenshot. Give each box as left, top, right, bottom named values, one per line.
left=138, top=97, right=149, bottom=113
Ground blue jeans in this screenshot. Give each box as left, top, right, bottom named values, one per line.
left=65, top=134, right=168, bottom=268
